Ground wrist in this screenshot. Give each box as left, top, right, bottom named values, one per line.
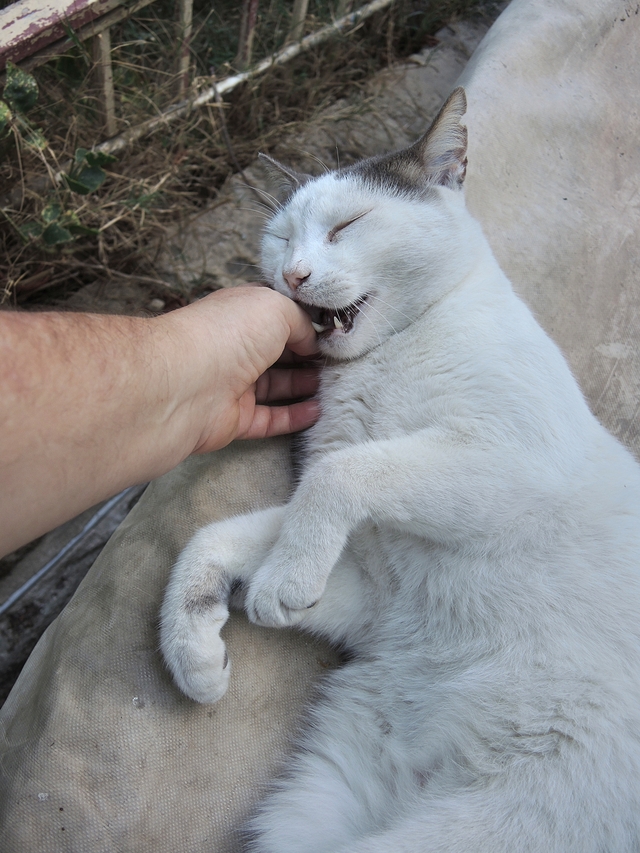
left=147, top=304, right=226, bottom=461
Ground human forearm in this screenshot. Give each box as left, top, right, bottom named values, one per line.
left=0, top=310, right=203, bottom=556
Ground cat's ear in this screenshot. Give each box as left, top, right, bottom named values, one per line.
left=258, top=153, right=312, bottom=202
left=413, top=87, right=468, bottom=189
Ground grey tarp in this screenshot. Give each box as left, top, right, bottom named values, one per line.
left=1, top=0, right=639, bottom=850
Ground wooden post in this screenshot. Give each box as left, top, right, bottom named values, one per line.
left=176, top=0, right=193, bottom=99
left=92, top=29, right=116, bottom=138
left=235, top=0, right=260, bottom=69
left=286, top=0, right=309, bottom=43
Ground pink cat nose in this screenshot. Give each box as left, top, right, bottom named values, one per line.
left=283, top=268, right=311, bottom=291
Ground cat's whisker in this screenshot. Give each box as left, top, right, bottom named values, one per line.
left=241, top=185, right=284, bottom=214
left=355, top=302, right=383, bottom=347
left=238, top=200, right=274, bottom=214
left=364, top=316, right=383, bottom=347
left=240, top=197, right=282, bottom=215
left=362, top=298, right=400, bottom=336
left=367, top=293, right=414, bottom=326
left=238, top=207, right=273, bottom=223
left=297, top=149, right=331, bottom=174
left=245, top=185, right=284, bottom=212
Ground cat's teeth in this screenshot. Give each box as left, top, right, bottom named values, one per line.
left=333, top=315, right=344, bottom=330
left=311, top=321, right=329, bottom=333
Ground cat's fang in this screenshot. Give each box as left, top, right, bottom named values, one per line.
left=333, top=316, right=344, bottom=330
left=311, top=321, right=329, bottom=333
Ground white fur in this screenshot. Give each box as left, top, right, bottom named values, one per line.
left=160, top=98, right=640, bottom=851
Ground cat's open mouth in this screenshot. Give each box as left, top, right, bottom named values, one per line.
left=299, top=295, right=368, bottom=335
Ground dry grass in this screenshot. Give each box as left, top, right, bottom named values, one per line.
left=0, top=0, right=490, bottom=309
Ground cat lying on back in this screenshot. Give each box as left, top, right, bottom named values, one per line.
left=160, top=88, right=640, bottom=852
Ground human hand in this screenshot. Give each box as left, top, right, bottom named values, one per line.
left=157, top=285, right=321, bottom=455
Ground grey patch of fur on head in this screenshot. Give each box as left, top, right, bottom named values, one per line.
left=343, top=151, right=439, bottom=200
left=344, top=87, right=468, bottom=197
left=258, top=88, right=467, bottom=204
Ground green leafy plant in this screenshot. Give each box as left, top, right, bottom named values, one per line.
left=16, top=199, right=100, bottom=246
left=0, top=62, right=48, bottom=150
left=3, top=61, right=39, bottom=113
left=64, top=147, right=116, bottom=195
left=0, top=64, right=117, bottom=248
left=0, top=100, right=11, bottom=137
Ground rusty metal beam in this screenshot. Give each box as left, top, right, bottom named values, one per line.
left=0, top=0, right=157, bottom=74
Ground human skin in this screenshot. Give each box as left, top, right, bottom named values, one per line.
left=0, top=285, right=320, bottom=558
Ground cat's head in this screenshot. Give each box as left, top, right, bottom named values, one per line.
left=260, top=87, right=472, bottom=360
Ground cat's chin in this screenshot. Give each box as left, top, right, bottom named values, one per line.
left=315, top=326, right=374, bottom=361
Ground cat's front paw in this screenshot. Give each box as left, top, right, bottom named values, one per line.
left=160, top=596, right=231, bottom=703
left=160, top=528, right=234, bottom=703
left=245, top=557, right=327, bottom=628
left=160, top=508, right=288, bottom=701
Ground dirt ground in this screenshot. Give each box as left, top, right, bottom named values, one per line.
left=0, top=8, right=501, bottom=706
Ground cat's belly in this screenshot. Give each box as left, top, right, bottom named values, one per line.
left=319, top=648, right=592, bottom=796
left=335, top=525, right=640, bottom=771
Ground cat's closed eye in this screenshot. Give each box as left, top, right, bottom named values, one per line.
left=327, top=210, right=371, bottom=243
left=266, top=230, right=289, bottom=243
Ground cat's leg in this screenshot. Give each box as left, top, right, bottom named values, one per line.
left=254, top=769, right=602, bottom=853
left=161, top=505, right=376, bottom=702
left=334, top=762, right=609, bottom=853
left=246, top=432, right=536, bottom=627
left=160, top=505, right=285, bottom=703
left=248, top=671, right=394, bottom=853
left=248, top=756, right=369, bottom=853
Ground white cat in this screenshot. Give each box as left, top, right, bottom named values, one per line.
left=160, top=88, right=640, bottom=852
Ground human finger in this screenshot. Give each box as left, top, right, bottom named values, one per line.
left=229, top=282, right=319, bottom=358
left=255, top=367, right=320, bottom=405
left=275, top=348, right=323, bottom=366
left=238, top=398, right=321, bottom=441
left=276, top=296, right=319, bottom=359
